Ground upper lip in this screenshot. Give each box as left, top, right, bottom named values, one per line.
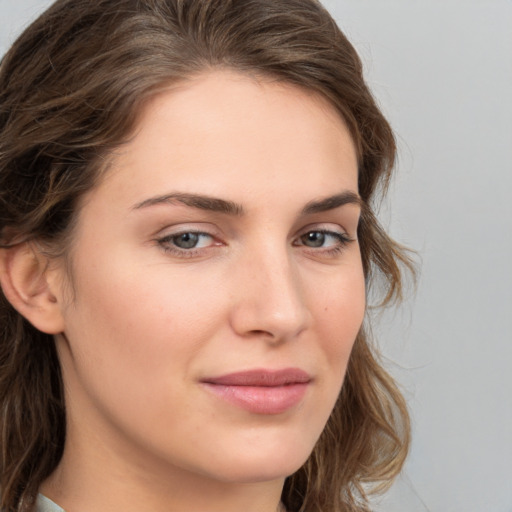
left=201, top=368, right=311, bottom=387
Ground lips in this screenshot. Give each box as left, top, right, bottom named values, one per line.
left=201, top=368, right=311, bottom=415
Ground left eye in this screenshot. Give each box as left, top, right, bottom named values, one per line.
left=296, top=230, right=348, bottom=248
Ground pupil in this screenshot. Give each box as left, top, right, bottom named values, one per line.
left=304, top=232, right=324, bottom=247
left=175, top=233, right=199, bottom=249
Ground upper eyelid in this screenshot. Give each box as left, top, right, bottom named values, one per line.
left=153, top=223, right=220, bottom=237
left=152, top=218, right=355, bottom=237
left=295, top=223, right=353, bottom=238
left=159, top=227, right=214, bottom=236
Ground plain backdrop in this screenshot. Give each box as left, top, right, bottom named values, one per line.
left=1, top=1, right=511, bottom=511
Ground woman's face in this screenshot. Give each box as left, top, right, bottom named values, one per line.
left=53, top=71, right=365, bottom=488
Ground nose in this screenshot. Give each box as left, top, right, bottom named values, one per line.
left=229, top=244, right=311, bottom=343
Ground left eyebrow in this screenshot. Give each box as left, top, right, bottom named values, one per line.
left=301, top=191, right=362, bottom=215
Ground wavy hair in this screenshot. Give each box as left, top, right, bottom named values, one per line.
left=0, top=1, right=414, bottom=511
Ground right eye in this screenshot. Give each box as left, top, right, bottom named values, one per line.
left=167, top=232, right=213, bottom=249
left=156, top=231, right=218, bottom=257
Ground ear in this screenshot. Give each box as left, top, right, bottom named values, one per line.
left=0, top=243, right=65, bottom=334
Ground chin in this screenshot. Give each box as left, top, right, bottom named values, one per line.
left=200, top=434, right=314, bottom=484
left=211, top=460, right=306, bottom=485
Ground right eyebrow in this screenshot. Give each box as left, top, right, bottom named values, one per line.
left=131, top=192, right=245, bottom=216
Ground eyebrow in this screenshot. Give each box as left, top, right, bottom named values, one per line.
left=132, top=192, right=245, bottom=215
left=301, top=191, right=362, bottom=214
left=132, top=190, right=361, bottom=216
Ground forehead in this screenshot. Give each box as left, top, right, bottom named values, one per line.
left=90, top=70, right=358, bottom=211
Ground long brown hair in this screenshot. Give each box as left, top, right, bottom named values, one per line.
left=0, top=1, right=414, bottom=511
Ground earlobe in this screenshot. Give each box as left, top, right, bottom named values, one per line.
left=0, top=243, right=65, bottom=334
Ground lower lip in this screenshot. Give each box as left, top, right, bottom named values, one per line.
left=202, top=382, right=309, bottom=415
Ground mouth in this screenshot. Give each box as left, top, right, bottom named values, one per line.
left=200, top=368, right=311, bottom=415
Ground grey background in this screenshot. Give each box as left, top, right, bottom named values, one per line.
left=1, top=1, right=511, bottom=511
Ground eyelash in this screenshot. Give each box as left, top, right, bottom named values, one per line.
left=156, top=228, right=355, bottom=258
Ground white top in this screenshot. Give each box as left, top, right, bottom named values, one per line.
left=36, top=495, right=65, bottom=512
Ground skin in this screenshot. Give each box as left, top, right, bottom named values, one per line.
left=40, top=70, right=365, bottom=512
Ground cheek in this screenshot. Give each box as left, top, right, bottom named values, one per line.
left=315, top=262, right=365, bottom=334
left=57, top=258, right=233, bottom=469
left=284, top=264, right=365, bottom=454
left=310, top=263, right=366, bottom=381
left=60, top=250, right=226, bottom=415
left=69, top=265, right=221, bottom=366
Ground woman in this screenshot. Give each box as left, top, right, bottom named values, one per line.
left=0, top=1, right=413, bottom=511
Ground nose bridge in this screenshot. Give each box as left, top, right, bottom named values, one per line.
left=230, top=237, right=309, bottom=341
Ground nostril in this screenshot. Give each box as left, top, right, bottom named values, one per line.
left=249, top=329, right=271, bottom=336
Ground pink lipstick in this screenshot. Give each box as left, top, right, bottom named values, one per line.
left=201, top=368, right=311, bottom=415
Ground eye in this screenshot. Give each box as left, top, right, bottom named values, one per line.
left=169, top=232, right=212, bottom=249
left=156, top=230, right=218, bottom=257
left=294, top=229, right=353, bottom=254
left=300, top=231, right=331, bottom=248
